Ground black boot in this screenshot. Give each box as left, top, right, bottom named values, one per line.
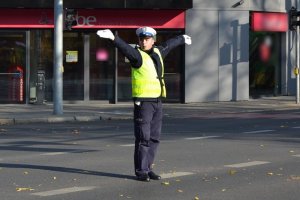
left=136, top=173, right=150, bottom=182
left=148, top=171, right=161, bottom=180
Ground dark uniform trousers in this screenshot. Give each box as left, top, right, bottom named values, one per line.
left=134, top=100, right=162, bottom=175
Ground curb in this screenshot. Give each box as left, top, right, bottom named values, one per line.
left=0, top=114, right=132, bottom=125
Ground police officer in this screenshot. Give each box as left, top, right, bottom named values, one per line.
left=97, top=27, right=191, bottom=182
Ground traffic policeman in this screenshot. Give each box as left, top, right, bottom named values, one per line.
left=97, top=27, right=191, bottom=182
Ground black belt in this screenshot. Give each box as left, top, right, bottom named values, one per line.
left=133, top=97, right=161, bottom=102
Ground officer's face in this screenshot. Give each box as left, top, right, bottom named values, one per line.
left=138, top=37, right=155, bottom=51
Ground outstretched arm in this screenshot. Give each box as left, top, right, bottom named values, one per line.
left=97, top=29, right=142, bottom=68
left=158, top=35, right=192, bottom=58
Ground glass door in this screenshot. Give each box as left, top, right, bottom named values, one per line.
left=249, top=32, right=281, bottom=98
left=0, top=31, right=26, bottom=103
left=63, top=32, right=84, bottom=100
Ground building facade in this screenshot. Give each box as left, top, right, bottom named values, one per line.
left=0, top=0, right=297, bottom=104
left=186, top=0, right=296, bottom=102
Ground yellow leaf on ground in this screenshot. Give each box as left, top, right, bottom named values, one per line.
left=177, top=189, right=183, bottom=193
left=194, top=197, right=200, bottom=200
left=290, top=175, right=300, bottom=180
left=161, top=181, right=170, bottom=186
left=16, top=187, right=34, bottom=192
left=229, top=170, right=237, bottom=175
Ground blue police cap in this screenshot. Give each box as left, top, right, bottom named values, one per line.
left=136, top=27, right=157, bottom=38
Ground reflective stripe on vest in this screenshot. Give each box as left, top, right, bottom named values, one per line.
left=131, top=48, right=166, bottom=98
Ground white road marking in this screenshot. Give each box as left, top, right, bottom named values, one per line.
left=121, top=136, right=220, bottom=147
left=224, top=161, right=270, bottom=168
left=40, top=152, right=68, bottom=156
left=160, top=172, right=194, bottom=179
left=184, top=136, right=220, bottom=140
left=120, top=144, right=135, bottom=147
left=31, top=186, right=96, bottom=197
left=242, top=130, right=274, bottom=134
left=292, top=127, right=300, bottom=129
left=293, top=154, right=300, bottom=157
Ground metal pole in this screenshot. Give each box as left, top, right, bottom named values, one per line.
left=53, top=0, right=64, bottom=114
left=297, top=24, right=300, bottom=104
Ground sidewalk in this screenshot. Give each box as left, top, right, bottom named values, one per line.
left=0, top=96, right=299, bottom=125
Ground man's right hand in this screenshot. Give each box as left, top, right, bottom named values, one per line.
left=97, top=29, right=115, bottom=41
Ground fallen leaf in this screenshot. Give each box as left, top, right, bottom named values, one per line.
left=53, top=176, right=57, bottom=180
left=72, top=129, right=80, bottom=134
left=290, top=175, right=300, bottom=180
left=221, top=189, right=226, bottom=192
left=177, top=189, right=183, bottom=193
left=194, top=197, right=200, bottom=200
left=267, top=172, right=274, bottom=176
left=16, top=187, right=34, bottom=192
left=161, top=181, right=170, bottom=186
left=23, top=171, right=29, bottom=175
left=228, top=170, right=237, bottom=175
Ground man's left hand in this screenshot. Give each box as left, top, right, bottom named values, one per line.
left=183, top=35, right=192, bottom=45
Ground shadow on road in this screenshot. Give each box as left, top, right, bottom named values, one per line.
left=0, top=163, right=136, bottom=180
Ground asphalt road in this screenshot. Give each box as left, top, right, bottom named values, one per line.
left=0, top=110, right=300, bottom=200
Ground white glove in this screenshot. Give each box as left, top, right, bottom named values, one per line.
left=183, top=35, right=192, bottom=45
left=97, top=29, right=115, bottom=41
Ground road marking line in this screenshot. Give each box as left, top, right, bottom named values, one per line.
left=40, top=152, right=68, bottom=156
left=120, top=144, right=135, bottom=147
left=224, top=161, right=270, bottom=168
left=293, top=154, right=300, bottom=157
left=31, top=186, right=96, bottom=197
left=242, top=130, right=274, bottom=134
left=292, top=127, right=300, bottom=129
left=184, top=136, right=220, bottom=140
left=160, top=172, right=194, bottom=179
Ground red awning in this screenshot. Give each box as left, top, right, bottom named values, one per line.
left=251, top=12, right=288, bottom=32
left=0, top=9, right=185, bottom=29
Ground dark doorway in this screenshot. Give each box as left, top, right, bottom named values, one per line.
left=249, top=32, right=281, bottom=98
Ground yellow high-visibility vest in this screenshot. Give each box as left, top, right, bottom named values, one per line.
left=131, top=48, right=166, bottom=98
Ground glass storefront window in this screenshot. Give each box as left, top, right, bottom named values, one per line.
left=0, top=31, right=26, bottom=103
left=63, top=32, right=84, bottom=100
left=29, top=29, right=184, bottom=104
left=89, top=33, right=115, bottom=101
left=157, top=30, right=184, bottom=102
left=30, top=30, right=53, bottom=102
